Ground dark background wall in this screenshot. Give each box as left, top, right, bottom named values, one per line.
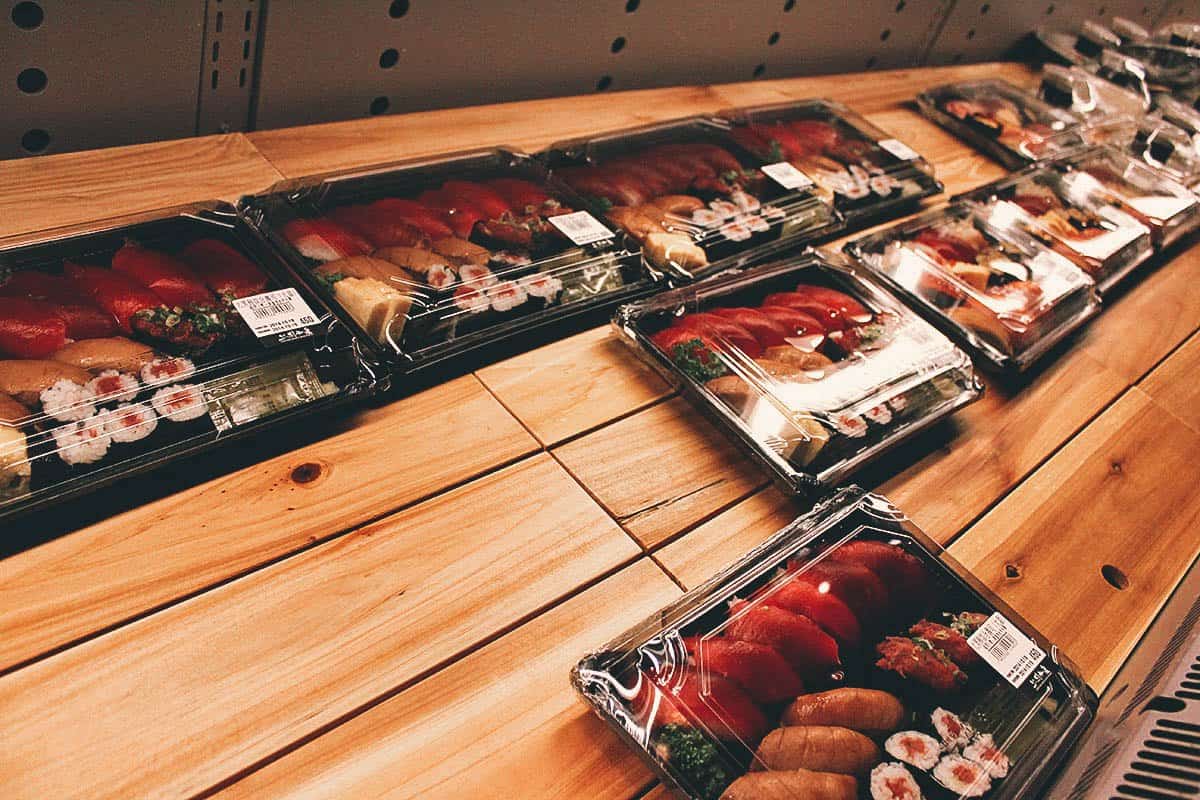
left=3, top=0, right=1192, bottom=159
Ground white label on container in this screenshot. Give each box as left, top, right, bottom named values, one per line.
left=878, top=138, right=920, bottom=161
left=548, top=210, right=614, bottom=245
left=761, top=161, right=814, bottom=189
left=233, top=288, right=320, bottom=339
left=967, top=612, right=1047, bottom=688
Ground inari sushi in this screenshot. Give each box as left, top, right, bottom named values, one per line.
left=932, top=754, right=991, bottom=797
left=884, top=730, right=941, bottom=770
left=870, top=762, right=924, bottom=800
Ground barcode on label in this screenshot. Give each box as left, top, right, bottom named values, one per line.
left=761, top=161, right=814, bottom=190
left=878, top=138, right=920, bottom=161
left=232, top=288, right=320, bottom=339
left=548, top=210, right=613, bottom=246
left=968, top=612, right=1046, bottom=688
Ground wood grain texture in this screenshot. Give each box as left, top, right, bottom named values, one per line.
left=1139, top=331, right=1200, bottom=434
left=553, top=397, right=768, bottom=548
left=218, top=558, right=679, bottom=800
left=0, top=454, right=638, bottom=800
left=0, top=375, right=537, bottom=671
left=0, top=134, right=280, bottom=239
left=950, top=388, right=1200, bottom=690
left=476, top=326, right=672, bottom=446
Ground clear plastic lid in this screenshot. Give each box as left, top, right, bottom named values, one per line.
left=1037, top=63, right=1147, bottom=137
left=1035, top=20, right=1122, bottom=67
left=1119, top=40, right=1200, bottom=88
left=1157, top=21, right=1200, bottom=49
left=1153, top=94, right=1200, bottom=148
left=612, top=251, right=980, bottom=492
left=1111, top=17, right=1151, bottom=45
left=843, top=203, right=1099, bottom=372
left=542, top=118, right=841, bottom=283
left=572, top=486, right=1097, bottom=800
left=715, top=100, right=943, bottom=227
left=916, top=80, right=1089, bottom=170
left=241, top=148, right=651, bottom=372
left=955, top=162, right=1154, bottom=294
left=1124, top=116, right=1200, bottom=188
left=0, top=207, right=374, bottom=522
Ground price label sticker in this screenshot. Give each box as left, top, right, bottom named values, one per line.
left=761, top=161, right=815, bottom=190
left=233, top=288, right=320, bottom=341
left=968, top=612, right=1047, bottom=688
left=878, top=138, right=921, bottom=161
left=548, top=210, right=614, bottom=245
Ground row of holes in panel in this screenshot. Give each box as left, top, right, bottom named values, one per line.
left=209, top=1, right=256, bottom=91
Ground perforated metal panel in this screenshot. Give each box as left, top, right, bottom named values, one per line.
left=195, top=0, right=263, bottom=134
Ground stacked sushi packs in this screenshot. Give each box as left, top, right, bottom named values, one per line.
left=573, top=488, right=1096, bottom=800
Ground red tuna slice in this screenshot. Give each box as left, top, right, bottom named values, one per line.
left=367, top=198, right=454, bottom=239
left=762, top=577, right=862, bottom=647
left=762, top=292, right=848, bottom=331
left=708, top=307, right=791, bottom=348
left=788, top=119, right=842, bottom=153
left=639, top=667, right=769, bottom=742
left=0, top=297, right=69, bottom=358
left=439, top=180, right=512, bottom=219
left=110, top=243, right=216, bottom=308
left=789, top=559, right=891, bottom=624
left=683, top=636, right=804, bottom=704
left=725, top=600, right=840, bottom=677
left=327, top=205, right=428, bottom=248
left=826, top=540, right=930, bottom=601
left=605, top=160, right=675, bottom=197
left=282, top=219, right=372, bottom=262
left=484, top=178, right=555, bottom=213
left=0, top=273, right=116, bottom=339
left=417, top=189, right=486, bottom=239
left=675, top=313, right=762, bottom=359
left=758, top=122, right=816, bottom=159
left=650, top=326, right=723, bottom=367
left=913, top=228, right=980, bottom=264
left=755, top=305, right=827, bottom=351
left=178, top=239, right=270, bottom=300
left=729, top=126, right=775, bottom=160
left=65, top=262, right=165, bottom=333
left=1012, top=193, right=1057, bottom=217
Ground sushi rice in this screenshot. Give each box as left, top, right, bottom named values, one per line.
left=933, top=754, right=992, bottom=797
left=885, top=730, right=942, bottom=771
left=932, top=707, right=975, bottom=749
left=86, top=370, right=140, bottom=404
left=150, top=384, right=208, bottom=422
left=963, top=733, right=1011, bottom=779
left=871, top=762, right=924, bottom=800
left=52, top=414, right=112, bottom=465
left=100, top=402, right=159, bottom=444
left=40, top=379, right=98, bottom=422
left=140, top=356, right=197, bottom=387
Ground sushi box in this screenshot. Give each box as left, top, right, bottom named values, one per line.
left=953, top=159, right=1156, bottom=296
left=1158, top=21, right=1200, bottom=50
left=541, top=117, right=842, bottom=283
left=1037, top=63, right=1150, bottom=129
left=715, top=99, right=943, bottom=230
left=1124, top=116, right=1200, bottom=189
left=240, top=148, right=653, bottom=376
left=1152, top=94, right=1200, bottom=153
left=571, top=486, right=1098, bottom=800
left=1118, top=39, right=1200, bottom=89
left=843, top=202, right=1100, bottom=373
left=916, top=80, right=1090, bottom=171
left=611, top=250, right=981, bottom=494
left=1034, top=19, right=1124, bottom=68
left=0, top=205, right=377, bottom=523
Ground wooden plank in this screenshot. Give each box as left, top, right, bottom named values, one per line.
left=476, top=326, right=673, bottom=446
left=0, top=454, right=639, bottom=800
left=1139, top=330, right=1200, bottom=435
left=217, top=558, right=680, bottom=800
left=0, top=134, right=280, bottom=239
left=950, top=388, right=1200, bottom=690
left=0, top=375, right=538, bottom=672
left=553, top=397, right=768, bottom=548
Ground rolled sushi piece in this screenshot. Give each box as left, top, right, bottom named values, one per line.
left=932, top=707, right=974, bottom=749
left=85, top=370, right=140, bottom=404
left=932, top=754, right=991, bottom=797
left=150, top=384, right=208, bottom=422
left=963, top=733, right=1010, bottom=779
left=884, top=730, right=941, bottom=771
left=871, top=762, right=924, bottom=800
left=140, top=356, right=196, bottom=387
left=52, top=415, right=112, bottom=465
left=39, top=378, right=97, bottom=422
left=100, top=402, right=158, bottom=444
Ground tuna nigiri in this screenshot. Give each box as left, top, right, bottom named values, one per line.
left=790, top=559, right=891, bottom=622
left=0, top=297, right=70, bottom=358
left=367, top=198, right=454, bottom=239
left=725, top=600, right=840, bottom=677
left=417, top=189, right=486, bottom=238
left=484, top=178, right=561, bottom=215
left=327, top=205, right=429, bottom=248
left=178, top=238, right=270, bottom=299
left=0, top=272, right=116, bottom=339
left=683, top=636, right=804, bottom=704
left=439, top=180, right=511, bottom=219
left=65, top=262, right=166, bottom=333
left=111, top=242, right=216, bottom=308
left=282, top=218, right=373, bottom=263
left=641, top=667, right=769, bottom=743
left=764, top=577, right=862, bottom=647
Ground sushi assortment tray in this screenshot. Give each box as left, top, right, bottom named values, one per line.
left=572, top=486, right=1097, bottom=800
left=717, top=100, right=943, bottom=229
left=613, top=251, right=980, bottom=492
left=953, top=158, right=1156, bottom=295
left=241, top=148, right=652, bottom=373
left=543, top=117, right=842, bottom=282
left=1037, top=63, right=1149, bottom=128
left=843, top=203, right=1099, bottom=372
left=1036, top=17, right=1200, bottom=89
left=0, top=208, right=375, bottom=521
left=916, top=80, right=1089, bottom=170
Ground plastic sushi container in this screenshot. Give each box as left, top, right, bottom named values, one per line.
left=1118, top=39, right=1200, bottom=88
left=1123, top=116, right=1200, bottom=188
left=716, top=100, right=943, bottom=230
left=0, top=205, right=376, bottom=522
left=953, top=159, right=1155, bottom=295
left=612, top=250, right=980, bottom=493
left=843, top=203, right=1099, bottom=373
left=916, top=80, right=1089, bottom=170
left=1152, top=94, right=1200, bottom=151
left=572, top=485, right=1097, bottom=800
left=240, top=148, right=652, bottom=375
left=542, top=117, right=841, bottom=283
left=1037, top=61, right=1150, bottom=126
left=1034, top=19, right=1124, bottom=67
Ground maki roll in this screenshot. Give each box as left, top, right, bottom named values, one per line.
left=963, top=733, right=1010, bottom=779
left=884, top=730, right=941, bottom=770
left=39, top=378, right=97, bottom=422
left=150, top=384, right=208, bottom=422
left=52, top=416, right=111, bottom=466
left=932, top=754, right=991, bottom=797
left=140, top=357, right=196, bottom=387
left=931, top=708, right=975, bottom=749
left=85, top=370, right=140, bottom=404
left=100, top=403, right=158, bottom=444
left=870, top=762, right=924, bottom=800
